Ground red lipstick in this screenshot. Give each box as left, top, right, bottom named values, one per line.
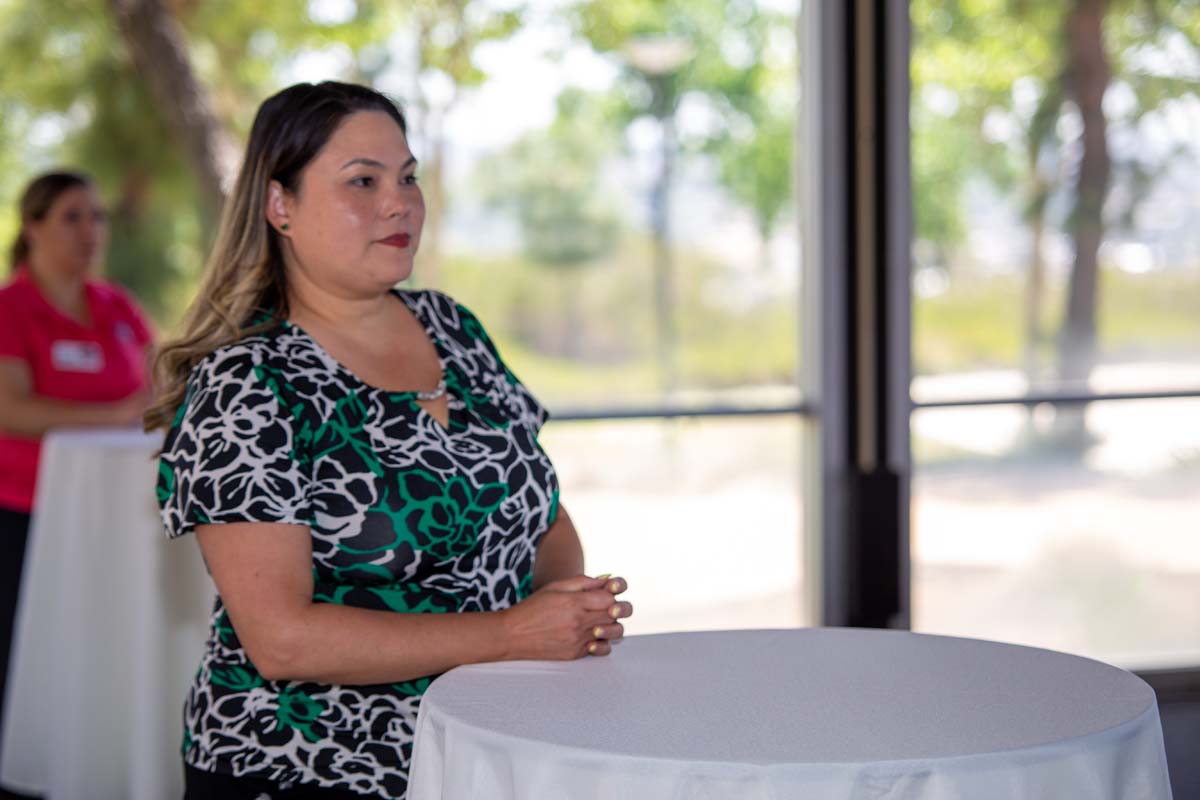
left=380, top=233, right=411, bottom=248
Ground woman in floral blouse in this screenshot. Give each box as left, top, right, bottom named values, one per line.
left=145, top=81, right=632, bottom=800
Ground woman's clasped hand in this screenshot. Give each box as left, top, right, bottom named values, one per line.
left=500, top=574, right=632, bottom=660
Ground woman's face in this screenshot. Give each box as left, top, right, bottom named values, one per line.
left=24, top=184, right=108, bottom=279
left=271, top=110, right=425, bottom=297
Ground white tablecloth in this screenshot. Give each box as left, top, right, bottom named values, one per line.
left=0, top=429, right=213, bottom=799
left=410, top=628, right=1172, bottom=799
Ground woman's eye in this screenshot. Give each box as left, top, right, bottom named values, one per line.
left=350, top=176, right=375, bottom=188
left=403, top=174, right=419, bottom=186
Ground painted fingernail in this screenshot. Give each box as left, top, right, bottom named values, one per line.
left=587, top=642, right=599, bottom=654
left=593, top=626, right=605, bottom=638
left=608, top=580, right=621, bottom=593
left=596, top=573, right=612, bottom=580
left=610, top=605, right=621, bottom=619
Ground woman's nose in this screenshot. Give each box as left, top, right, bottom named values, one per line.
left=384, top=183, right=421, bottom=219
left=78, top=225, right=101, bottom=248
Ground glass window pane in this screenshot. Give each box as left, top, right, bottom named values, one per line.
left=404, top=2, right=802, bottom=412
left=910, top=1, right=1200, bottom=404
left=912, top=399, right=1200, bottom=669
left=539, top=415, right=807, bottom=634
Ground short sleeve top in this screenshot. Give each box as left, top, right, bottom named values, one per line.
left=0, top=268, right=153, bottom=512
left=157, top=289, right=559, bottom=798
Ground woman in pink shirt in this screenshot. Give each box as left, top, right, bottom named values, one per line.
left=0, top=171, right=153, bottom=747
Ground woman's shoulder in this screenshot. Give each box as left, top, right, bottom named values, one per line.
left=399, top=287, right=464, bottom=317
left=398, top=288, right=489, bottom=340
left=88, top=280, right=155, bottom=342
left=187, top=328, right=289, bottom=389
left=87, top=278, right=149, bottom=317
left=0, top=271, right=34, bottom=308
left=0, top=274, right=20, bottom=298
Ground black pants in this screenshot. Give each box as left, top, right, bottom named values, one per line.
left=0, top=506, right=30, bottom=750
left=184, top=765, right=384, bottom=800
left=0, top=505, right=39, bottom=800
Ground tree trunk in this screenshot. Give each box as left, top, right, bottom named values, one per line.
left=108, top=0, right=236, bottom=229
left=1022, top=82, right=1063, bottom=396
left=1059, top=0, right=1110, bottom=386
left=1055, top=0, right=1111, bottom=445
left=1023, top=181, right=1048, bottom=389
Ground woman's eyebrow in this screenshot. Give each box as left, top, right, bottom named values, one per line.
left=339, top=156, right=419, bottom=171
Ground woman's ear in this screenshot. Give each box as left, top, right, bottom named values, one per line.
left=20, top=219, right=42, bottom=251
left=265, top=180, right=292, bottom=236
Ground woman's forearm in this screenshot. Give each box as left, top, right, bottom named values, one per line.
left=258, top=603, right=513, bottom=685
left=532, top=505, right=585, bottom=590
left=0, top=393, right=137, bottom=437
left=204, top=509, right=598, bottom=686
left=266, top=512, right=586, bottom=683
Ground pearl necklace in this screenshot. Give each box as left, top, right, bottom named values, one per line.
left=415, top=377, right=447, bottom=401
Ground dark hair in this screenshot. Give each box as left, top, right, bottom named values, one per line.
left=254, top=80, right=408, bottom=195
left=10, top=171, right=94, bottom=269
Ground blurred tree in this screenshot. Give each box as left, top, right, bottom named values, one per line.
left=404, top=0, right=524, bottom=287
left=0, top=0, right=198, bottom=319
left=1059, top=0, right=1110, bottom=405
left=1058, top=0, right=1200, bottom=400
left=709, top=97, right=792, bottom=273
left=567, top=0, right=793, bottom=390
left=109, top=0, right=237, bottom=227
left=476, top=88, right=621, bottom=357
left=0, top=0, right=396, bottom=321
left=912, top=0, right=1054, bottom=384
left=911, top=0, right=1200, bottom=420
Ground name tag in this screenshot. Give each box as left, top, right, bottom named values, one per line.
left=51, top=340, right=105, bottom=373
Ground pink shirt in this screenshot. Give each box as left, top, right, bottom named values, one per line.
left=0, top=268, right=152, bottom=512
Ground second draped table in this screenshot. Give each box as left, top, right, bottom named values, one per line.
left=0, top=429, right=213, bottom=800
left=409, top=628, right=1173, bottom=800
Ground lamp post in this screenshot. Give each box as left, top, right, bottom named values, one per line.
left=624, top=34, right=694, bottom=397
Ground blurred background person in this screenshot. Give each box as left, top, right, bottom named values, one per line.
left=0, top=170, right=153, bottom=745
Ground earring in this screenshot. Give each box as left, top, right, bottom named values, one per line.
left=281, top=223, right=290, bottom=231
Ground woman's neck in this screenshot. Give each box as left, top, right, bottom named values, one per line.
left=286, top=275, right=396, bottom=335
left=27, top=256, right=90, bottom=325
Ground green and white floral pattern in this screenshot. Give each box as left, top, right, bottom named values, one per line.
left=159, top=290, right=558, bottom=798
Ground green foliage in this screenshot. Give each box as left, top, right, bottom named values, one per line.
left=0, top=0, right=405, bottom=321
left=429, top=234, right=799, bottom=405
left=408, top=0, right=523, bottom=90
left=0, top=1, right=194, bottom=316
left=6, top=0, right=1193, bottom=405
left=910, top=0, right=1200, bottom=248
left=570, top=0, right=795, bottom=243
left=476, top=88, right=621, bottom=268
left=708, top=91, right=792, bottom=252
left=914, top=276, right=1026, bottom=373
left=914, top=269, right=1200, bottom=375
left=911, top=0, right=1200, bottom=394
left=910, top=0, right=1056, bottom=248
